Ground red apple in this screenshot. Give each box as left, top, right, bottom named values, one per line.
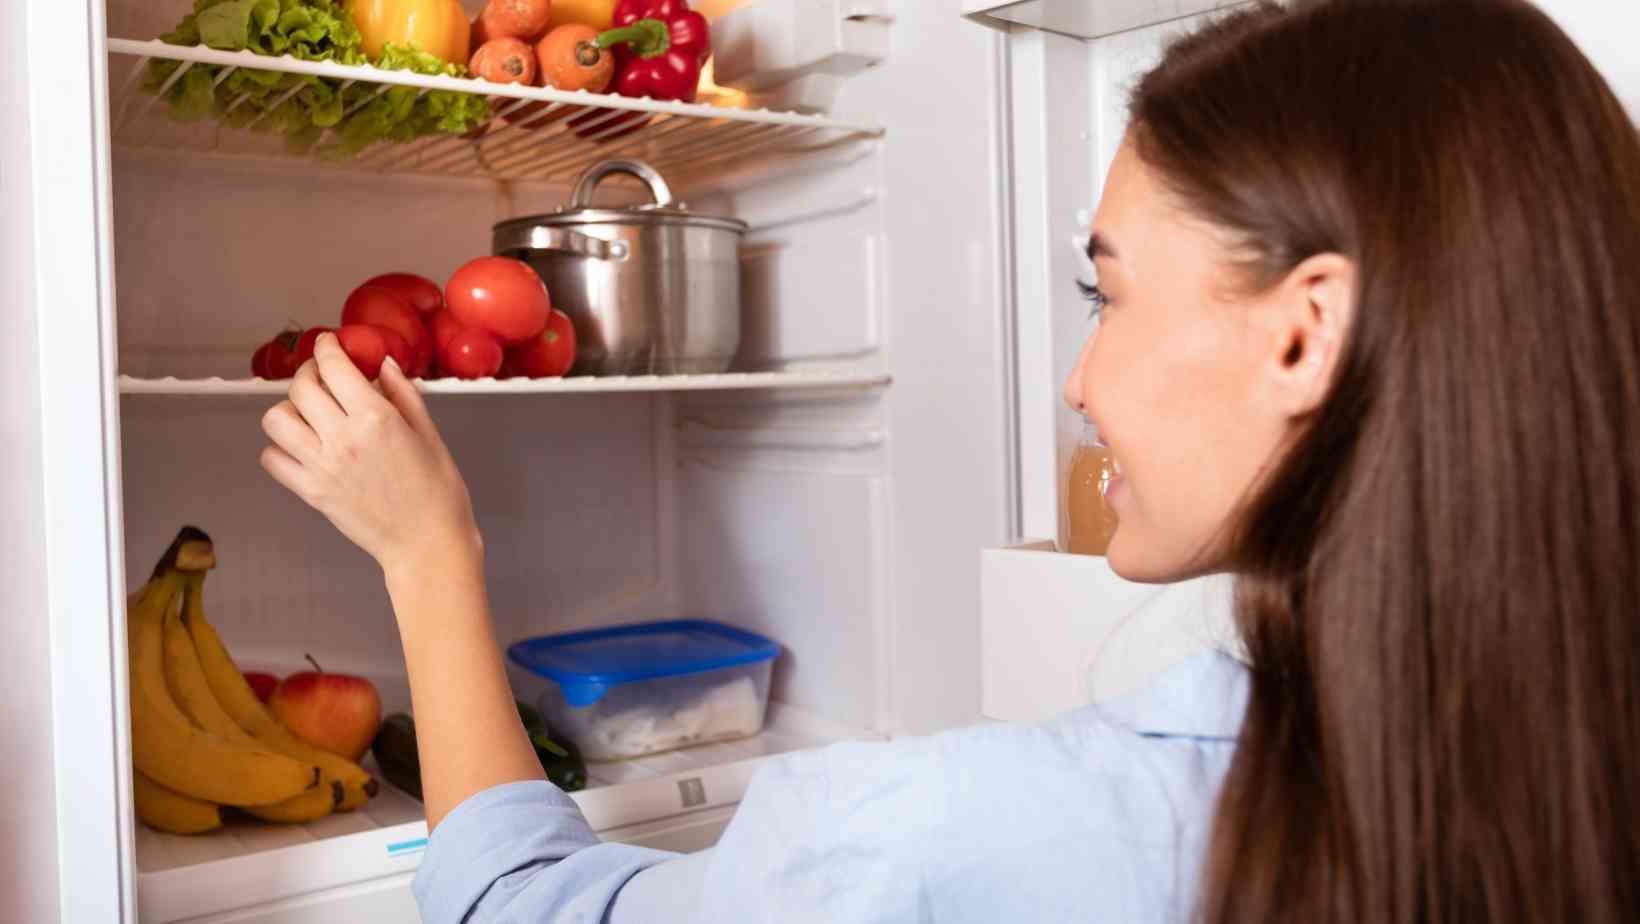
left=505, top=309, right=577, bottom=378
left=269, top=655, right=382, bottom=761
left=243, top=671, right=279, bottom=704
left=341, top=285, right=433, bottom=376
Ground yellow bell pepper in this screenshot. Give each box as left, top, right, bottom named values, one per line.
left=348, top=0, right=471, bottom=66
left=545, top=0, right=618, bottom=32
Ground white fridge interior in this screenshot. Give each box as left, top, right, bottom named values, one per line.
left=97, top=0, right=1014, bottom=919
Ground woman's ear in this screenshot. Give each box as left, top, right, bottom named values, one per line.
left=1260, top=253, right=1356, bottom=417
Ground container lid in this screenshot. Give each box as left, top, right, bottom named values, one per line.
left=507, top=620, right=780, bottom=708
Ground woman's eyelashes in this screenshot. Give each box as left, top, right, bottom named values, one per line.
left=1077, top=279, right=1109, bottom=319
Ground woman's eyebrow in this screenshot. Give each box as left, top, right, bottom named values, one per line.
left=1087, top=232, right=1118, bottom=262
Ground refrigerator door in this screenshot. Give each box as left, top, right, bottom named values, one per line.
left=6, top=0, right=133, bottom=922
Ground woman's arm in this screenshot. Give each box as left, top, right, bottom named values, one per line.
left=258, top=333, right=541, bottom=828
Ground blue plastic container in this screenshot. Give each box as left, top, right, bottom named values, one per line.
left=506, top=620, right=781, bottom=761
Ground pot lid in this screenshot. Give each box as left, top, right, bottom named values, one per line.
left=494, top=158, right=747, bottom=235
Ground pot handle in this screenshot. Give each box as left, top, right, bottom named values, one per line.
left=569, top=159, right=676, bottom=209
left=497, top=225, right=630, bottom=262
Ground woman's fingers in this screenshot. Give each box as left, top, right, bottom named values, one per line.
left=261, top=400, right=321, bottom=464
left=259, top=445, right=319, bottom=505
left=378, top=357, right=442, bottom=445
left=312, top=333, right=384, bottom=417
left=289, top=359, right=347, bottom=440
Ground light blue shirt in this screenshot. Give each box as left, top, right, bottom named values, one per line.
left=413, top=650, right=1247, bottom=923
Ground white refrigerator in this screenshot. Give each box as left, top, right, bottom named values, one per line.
left=3, top=0, right=1634, bottom=921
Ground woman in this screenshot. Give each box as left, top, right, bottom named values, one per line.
left=259, top=0, right=1640, bottom=920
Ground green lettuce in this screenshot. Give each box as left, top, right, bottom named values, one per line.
left=333, top=43, right=491, bottom=155
left=144, top=0, right=488, bottom=156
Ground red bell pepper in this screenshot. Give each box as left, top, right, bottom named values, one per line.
left=596, top=0, right=711, bottom=104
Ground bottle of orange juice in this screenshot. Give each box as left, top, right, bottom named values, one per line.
left=1064, top=423, right=1120, bottom=556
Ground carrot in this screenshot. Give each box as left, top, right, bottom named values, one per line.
left=535, top=24, right=613, bottom=93
left=469, top=37, right=538, bottom=86
left=478, top=0, right=554, bottom=41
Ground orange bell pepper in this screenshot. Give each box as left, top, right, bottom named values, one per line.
left=348, top=0, right=471, bottom=66
left=546, top=0, right=618, bottom=32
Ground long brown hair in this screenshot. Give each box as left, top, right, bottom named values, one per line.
left=1128, top=1, right=1640, bottom=921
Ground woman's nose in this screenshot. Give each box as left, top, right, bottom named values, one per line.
left=1064, top=335, right=1093, bottom=413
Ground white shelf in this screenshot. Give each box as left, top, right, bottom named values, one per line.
left=119, top=370, right=892, bottom=396
left=963, top=0, right=1251, bottom=40
left=135, top=703, right=870, bottom=923
left=107, top=38, right=883, bottom=186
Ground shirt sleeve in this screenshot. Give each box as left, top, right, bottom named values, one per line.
left=411, top=780, right=679, bottom=924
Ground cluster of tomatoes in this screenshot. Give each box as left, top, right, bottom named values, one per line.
left=250, top=257, right=576, bottom=382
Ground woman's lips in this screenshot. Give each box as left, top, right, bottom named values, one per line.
left=1103, top=472, right=1125, bottom=501
left=1102, top=456, right=1125, bottom=502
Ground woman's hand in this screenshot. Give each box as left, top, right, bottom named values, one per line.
left=261, top=333, right=543, bottom=823
left=259, top=332, right=481, bottom=583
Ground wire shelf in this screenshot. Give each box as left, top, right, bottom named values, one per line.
left=119, top=370, right=893, bottom=397
left=107, top=38, right=884, bottom=185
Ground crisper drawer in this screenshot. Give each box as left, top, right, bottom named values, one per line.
left=169, top=808, right=738, bottom=924
left=136, top=704, right=867, bottom=923
left=980, top=541, right=1238, bottom=723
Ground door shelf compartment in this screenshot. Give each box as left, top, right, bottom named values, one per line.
left=136, top=703, right=868, bottom=923
left=107, top=38, right=883, bottom=187
left=979, top=540, right=1239, bottom=723
left=962, top=0, right=1252, bottom=40
left=119, top=371, right=893, bottom=397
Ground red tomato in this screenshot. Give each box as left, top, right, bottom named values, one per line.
left=505, top=309, right=578, bottom=378
left=428, top=308, right=465, bottom=351
left=251, top=330, right=301, bottom=379
left=438, top=327, right=504, bottom=379
left=293, top=326, right=336, bottom=367
left=266, top=331, right=301, bottom=379
left=360, top=272, right=443, bottom=316
left=336, top=324, right=412, bottom=380
left=341, top=285, right=433, bottom=377
left=446, top=256, right=551, bottom=346
left=251, top=342, right=273, bottom=379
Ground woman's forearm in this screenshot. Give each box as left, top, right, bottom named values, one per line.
left=386, top=544, right=544, bottom=830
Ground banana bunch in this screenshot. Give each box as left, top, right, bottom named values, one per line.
left=129, top=527, right=378, bottom=835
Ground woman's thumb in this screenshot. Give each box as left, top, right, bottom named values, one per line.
left=378, top=357, right=439, bottom=440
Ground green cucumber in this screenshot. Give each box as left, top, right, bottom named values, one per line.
left=369, top=706, right=588, bottom=802
left=371, top=712, right=423, bottom=801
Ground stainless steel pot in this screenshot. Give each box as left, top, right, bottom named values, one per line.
left=493, top=159, right=747, bottom=376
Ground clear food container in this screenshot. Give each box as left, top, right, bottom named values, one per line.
left=506, top=620, right=781, bottom=762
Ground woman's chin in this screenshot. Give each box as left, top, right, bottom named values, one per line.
left=1104, top=529, right=1190, bottom=585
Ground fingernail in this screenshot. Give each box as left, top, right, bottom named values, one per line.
left=383, top=357, right=402, bottom=374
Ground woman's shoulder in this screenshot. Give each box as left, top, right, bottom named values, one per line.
left=695, top=649, right=1246, bottom=923
left=803, top=647, right=1246, bottom=793
left=850, top=647, right=1243, bottom=823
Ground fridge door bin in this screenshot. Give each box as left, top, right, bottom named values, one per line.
left=962, top=0, right=1252, bottom=40
left=980, top=541, right=1239, bottom=723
